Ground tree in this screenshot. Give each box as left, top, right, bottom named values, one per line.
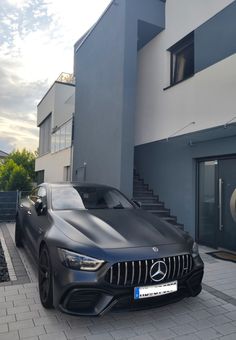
left=0, top=149, right=36, bottom=191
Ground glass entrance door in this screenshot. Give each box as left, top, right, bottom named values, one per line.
left=198, top=158, right=236, bottom=251
left=218, top=159, right=236, bottom=251
left=198, top=160, right=218, bottom=248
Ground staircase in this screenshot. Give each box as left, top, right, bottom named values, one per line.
left=133, top=171, right=184, bottom=229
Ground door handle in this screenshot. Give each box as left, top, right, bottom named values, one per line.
left=27, top=210, right=32, bottom=216
left=219, top=178, right=223, bottom=231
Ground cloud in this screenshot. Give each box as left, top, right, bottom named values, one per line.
left=0, top=0, right=111, bottom=153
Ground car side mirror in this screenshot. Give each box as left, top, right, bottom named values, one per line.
left=35, top=198, right=47, bottom=216
left=132, top=200, right=142, bottom=208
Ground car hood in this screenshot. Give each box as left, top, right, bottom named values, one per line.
left=54, top=208, right=187, bottom=249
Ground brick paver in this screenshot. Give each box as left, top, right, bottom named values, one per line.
left=0, top=223, right=236, bottom=340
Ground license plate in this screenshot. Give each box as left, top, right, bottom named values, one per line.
left=134, top=281, right=178, bottom=300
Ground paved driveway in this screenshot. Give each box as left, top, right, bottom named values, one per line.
left=0, top=223, right=236, bottom=340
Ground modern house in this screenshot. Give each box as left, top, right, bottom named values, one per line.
left=35, top=73, right=75, bottom=184
left=72, top=0, right=236, bottom=251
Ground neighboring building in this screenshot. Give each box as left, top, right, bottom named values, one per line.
left=72, top=0, right=236, bottom=251
left=0, top=150, right=8, bottom=162
left=35, top=73, right=75, bottom=184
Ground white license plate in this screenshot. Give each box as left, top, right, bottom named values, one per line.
left=134, top=281, right=178, bottom=300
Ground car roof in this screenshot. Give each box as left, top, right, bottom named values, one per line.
left=40, top=182, right=115, bottom=190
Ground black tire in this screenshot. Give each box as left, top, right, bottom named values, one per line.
left=38, top=245, right=53, bottom=309
left=15, top=216, right=23, bottom=248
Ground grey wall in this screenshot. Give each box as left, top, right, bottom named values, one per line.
left=195, top=1, right=236, bottom=73
left=134, top=126, right=236, bottom=237
left=73, top=0, right=165, bottom=197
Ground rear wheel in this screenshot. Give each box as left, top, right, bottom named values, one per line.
left=15, top=216, right=23, bottom=248
left=38, top=245, right=53, bottom=309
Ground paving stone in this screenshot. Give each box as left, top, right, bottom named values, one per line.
left=64, top=327, right=91, bottom=339
left=9, top=319, right=34, bottom=331
left=170, top=324, right=197, bottom=336
left=19, top=325, right=45, bottom=338
left=44, top=321, right=71, bottom=334
left=0, top=315, right=16, bottom=325
left=220, top=333, right=236, bottom=340
left=226, top=311, right=236, bottom=321
left=214, top=322, right=236, bottom=336
left=0, top=323, right=8, bottom=333
left=85, top=334, right=113, bottom=340
left=110, top=327, right=137, bottom=339
left=148, top=329, right=176, bottom=340
left=16, top=311, right=40, bottom=321
left=39, top=332, right=67, bottom=340
left=129, top=335, right=153, bottom=340
left=7, top=306, right=30, bottom=315
left=209, top=315, right=232, bottom=326
left=195, top=327, right=222, bottom=339
left=33, top=316, right=59, bottom=326
left=190, top=319, right=214, bottom=330
left=0, top=330, right=19, bottom=340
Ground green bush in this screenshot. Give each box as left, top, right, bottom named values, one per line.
left=0, top=149, right=36, bottom=191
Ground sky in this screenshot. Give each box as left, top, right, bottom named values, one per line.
left=0, top=0, right=110, bottom=153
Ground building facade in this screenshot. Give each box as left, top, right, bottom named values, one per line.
left=35, top=73, right=75, bottom=184
left=73, top=0, right=236, bottom=250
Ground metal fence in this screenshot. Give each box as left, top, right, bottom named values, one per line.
left=0, top=191, right=18, bottom=222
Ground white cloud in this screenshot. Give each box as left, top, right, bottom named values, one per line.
left=0, top=0, right=111, bottom=152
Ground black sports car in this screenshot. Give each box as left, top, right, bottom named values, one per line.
left=15, top=183, right=204, bottom=316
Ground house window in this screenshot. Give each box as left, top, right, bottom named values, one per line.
left=51, top=118, right=72, bottom=153
left=169, top=32, right=194, bottom=86
left=39, top=114, right=52, bottom=156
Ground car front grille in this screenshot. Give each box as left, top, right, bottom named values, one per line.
left=105, top=254, right=193, bottom=287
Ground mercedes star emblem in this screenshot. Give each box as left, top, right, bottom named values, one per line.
left=150, top=261, right=167, bottom=282
left=152, top=247, right=159, bottom=252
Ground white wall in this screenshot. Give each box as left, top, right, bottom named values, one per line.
left=53, top=84, right=75, bottom=129
left=37, top=86, right=55, bottom=126
left=135, top=0, right=235, bottom=146
left=37, top=82, right=75, bottom=128
left=35, top=148, right=72, bottom=182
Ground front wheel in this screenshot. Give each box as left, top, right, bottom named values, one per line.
left=15, top=216, right=23, bottom=248
left=38, top=245, right=53, bottom=309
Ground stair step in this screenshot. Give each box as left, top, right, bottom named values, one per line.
left=141, top=203, right=164, bottom=208
left=146, top=210, right=170, bottom=217
left=162, top=217, right=177, bottom=224
left=133, top=197, right=159, bottom=202
left=133, top=183, right=148, bottom=189
left=133, top=191, right=154, bottom=197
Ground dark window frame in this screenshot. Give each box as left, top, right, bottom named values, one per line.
left=168, top=32, right=194, bottom=87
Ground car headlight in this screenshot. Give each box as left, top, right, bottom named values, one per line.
left=58, top=248, right=105, bottom=271
left=192, top=242, right=199, bottom=258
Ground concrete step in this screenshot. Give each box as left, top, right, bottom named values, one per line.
left=0, top=202, right=17, bottom=208
left=141, top=202, right=164, bottom=209
left=161, top=216, right=177, bottom=225
left=133, top=196, right=159, bottom=202
left=133, top=191, right=154, bottom=197
left=146, top=209, right=170, bottom=217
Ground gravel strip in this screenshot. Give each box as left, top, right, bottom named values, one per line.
left=0, top=239, right=10, bottom=282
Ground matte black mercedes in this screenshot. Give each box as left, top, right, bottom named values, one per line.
left=15, top=183, right=204, bottom=316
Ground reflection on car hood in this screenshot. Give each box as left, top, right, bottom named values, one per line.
left=55, top=209, right=187, bottom=249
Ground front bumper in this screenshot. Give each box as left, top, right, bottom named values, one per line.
left=53, top=255, right=204, bottom=316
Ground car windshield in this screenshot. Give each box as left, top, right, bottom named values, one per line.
left=51, top=186, right=134, bottom=210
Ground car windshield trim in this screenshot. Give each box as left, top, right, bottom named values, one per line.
left=51, top=186, right=134, bottom=211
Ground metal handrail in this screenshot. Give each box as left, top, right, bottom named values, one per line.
left=166, top=122, right=195, bottom=141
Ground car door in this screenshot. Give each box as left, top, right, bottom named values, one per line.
left=27, top=186, right=50, bottom=259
